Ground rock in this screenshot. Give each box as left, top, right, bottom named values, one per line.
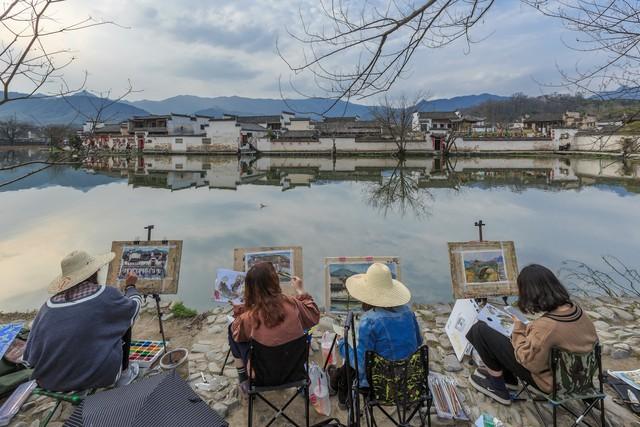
left=595, top=307, right=615, bottom=321
left=435, top=316, right=449, bottom=327
left=29, top=421, right=39, bottom=427
left=20, top=400, right=36, bottom=411
left=169, top=300, right=182, bottom=310
left=223, top=397, right=240, bottom=411
left=612, top=343, right=632, bottom=359
left=161, top=313, right=174, bottom=321
left=208, top=325, right=223, bottom=335
left=205, top=351, right=219, bottom=362
left=192, top=343, right=214, bottom=353
left=212, top=402, right=228, bottom=418
left=423, top=332, right=439, bottom=345
left=417, top=310, right=435, bottom=321
left=190, top=353, right=205, bottom=361
left=585, top=310, right=602, bottom=321
left=593, top=320, right=610, bottom=331
left=597, top=331, right=616, bottom=340
left=438, top=335, right=452, bottom=350
left=610, top=307, right=634, bottom=322
left=207, top=315, right=217, bottom=325
left=208, top=362, right=220, bottom=373
left=444, top=354, right=463, bottom=372
left=160, top=301, right=171, bottom=309
left=12, top=422, right=29, bottom=427
left=216, top=315, right=229, bottom=325
left=432, top=303, right=452, bottom=315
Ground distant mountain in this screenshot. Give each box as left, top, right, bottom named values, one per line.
left=0, top=92, right=149, bottom=125
left=416, top=93, right=509, bottom=112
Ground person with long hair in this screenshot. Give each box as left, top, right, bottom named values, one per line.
left=228, top=262, right=320, bottom=391
left=466, top=264, right=598, bottom=405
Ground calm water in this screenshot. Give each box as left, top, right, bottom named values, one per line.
left=2, top=149, right=640, bottom=311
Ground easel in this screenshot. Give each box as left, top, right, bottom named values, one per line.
left=133, top=224, right=168, bottom=354
left=473, top=220, right=509, bottom=307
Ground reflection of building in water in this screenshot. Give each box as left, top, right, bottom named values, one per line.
left=83, top=155, right=640, bottom=193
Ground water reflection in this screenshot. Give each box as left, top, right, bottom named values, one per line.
left=1, top=153, right=639, bottom=312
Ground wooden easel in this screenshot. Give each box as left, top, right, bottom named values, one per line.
left=473, top=220, right=509, bottom=307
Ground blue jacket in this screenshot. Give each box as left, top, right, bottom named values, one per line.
left=339, top=305, right=422, bottom=387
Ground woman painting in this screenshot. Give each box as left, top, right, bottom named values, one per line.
left=227, top=262, right=320, bottom=391
left=466, top=264, right=598, bottom=405
left=329, top=263, right=423, bottom=407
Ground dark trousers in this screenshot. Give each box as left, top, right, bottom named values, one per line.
left=466, top=321, right=537, bottom=387
left=228, top=324, right=250, bottom=365
left=122, top=328, right=132, bottom=370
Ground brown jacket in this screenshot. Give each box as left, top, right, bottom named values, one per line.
left=511, top=303, right=598, bottom=393
left=231, top=293, right=320, bottom=347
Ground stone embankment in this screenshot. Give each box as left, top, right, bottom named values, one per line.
left=4, top=296, right=640, bottom=426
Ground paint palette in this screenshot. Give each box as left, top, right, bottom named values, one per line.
left=129, top=340, right=166, bottom=368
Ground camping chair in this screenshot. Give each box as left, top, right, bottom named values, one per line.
left=247, top=333, right=310, bottom=427
left=514, top=343, right=606, bottom=427
left=33, top=388, right=94, bottom=427
left=362, top=346, right=432, bottom=427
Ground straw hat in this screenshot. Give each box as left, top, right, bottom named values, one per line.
left=48, top=250, right=115, bottom=294
left=345, top=263, right=411, bottom=308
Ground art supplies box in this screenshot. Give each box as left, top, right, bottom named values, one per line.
left=129, top=340, right=167, bottom=368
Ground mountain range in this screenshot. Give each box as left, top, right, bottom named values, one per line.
left=0, top=92, right=507, bottom=125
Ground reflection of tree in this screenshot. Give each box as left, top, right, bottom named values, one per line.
left=365, top=161, right=433, bottom=218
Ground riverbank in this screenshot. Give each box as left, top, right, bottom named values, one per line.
left=2, top=296, right=639, bottom=426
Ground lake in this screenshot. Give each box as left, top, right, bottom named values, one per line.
left=2, top=148, right=640, bottom=312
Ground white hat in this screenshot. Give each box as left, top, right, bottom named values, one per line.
left=345, top=263, right=411, bottom=308
left=48, top=250, right=115, bottom=294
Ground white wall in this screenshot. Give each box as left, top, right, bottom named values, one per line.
left=257, top=137, right=431, bottom=153
left=143, top=135, right=237, bottom=153
left=452, top=137, right=557, bottom=152
left=288, top=120, right=312, bottom=131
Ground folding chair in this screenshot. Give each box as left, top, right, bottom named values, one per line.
left=33, top=388, right=93, bottom=427
left=362, top=346, right=432, bottom=427
left=514, top=343, right=606, bottom=427
left=247, top=334, right=310, bottom=427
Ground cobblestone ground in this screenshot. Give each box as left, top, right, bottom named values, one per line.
left=5, top=296, right=640, bottom=426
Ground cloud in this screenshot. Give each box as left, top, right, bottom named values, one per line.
left=174, top=56, right=260, bottom=81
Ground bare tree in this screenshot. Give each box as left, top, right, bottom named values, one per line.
left=0, top=0, right=113, bottom=106
left=365, top=160, right=433, bottom=217
left=370, top=94, right=423, bottom=156
left=0, top=115, right=31, bottom=143
left=561, top=255, right=640, bottom=298
left=281, top=0, right=495, bottom=113
left=42, top=123, right=72, bottom=148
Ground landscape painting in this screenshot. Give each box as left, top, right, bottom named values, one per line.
left=325, top=257, right=400, bottom=313
left=107, top=240, right=183, bottom=295
left=462, top=250, right=508, bottom=284
left=213, top=269, right=246, bottom=304
left=233, top=247, right=303, bottom=292
left=448, top=241, right=518, bottom=299
left=245, top=249, right=293, bottom=282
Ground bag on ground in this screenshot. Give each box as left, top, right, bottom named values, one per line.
left=309, top=362, right=331, bottom=416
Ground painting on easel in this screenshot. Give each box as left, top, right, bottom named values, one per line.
left=325, top=256, right=401, bottom=313
left=233, top=246, right=303, bottom=294
left=107, top=240, right=183, bottom=295
left=448, top=241, right=518, bottom=299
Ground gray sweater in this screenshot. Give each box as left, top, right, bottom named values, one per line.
left=24, top=285, right=142, bottom=391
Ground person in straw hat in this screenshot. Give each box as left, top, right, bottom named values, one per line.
left=24, top=250, right=144, bottom=392
left=328, top=263, right=423, bottom=408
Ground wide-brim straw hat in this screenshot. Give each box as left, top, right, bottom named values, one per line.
left=345, top=262, right=411, bottom=308
left=48, top=250, right=115, bottom=294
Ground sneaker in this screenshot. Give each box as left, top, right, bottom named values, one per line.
left=469, top=372, right=511, bottom=405
left=473, top=368, right=520, bottom=391
left=116, top=363, right=139, bottom=387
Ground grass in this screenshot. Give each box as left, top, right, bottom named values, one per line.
left=170, top=302, right=198, bottom=318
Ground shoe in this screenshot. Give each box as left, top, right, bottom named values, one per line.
left=116, top=363, right=139, bottom=387
left=469, top=372, right=511, bottom=405
left=474, top=368, right=520, bottom=391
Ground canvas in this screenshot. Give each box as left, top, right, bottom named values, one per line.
left=0, top=323, right=23, bottom=360
left=448, top=241, right=518, bottom=299
left=324, top=256, right=400, bottom=313
left=477, top=304, right=514, bottom=337
left=445, top=299, right=479, bottom=361
left=213, top=269, right=246, bottom=304
left=233, top=246, right=303, bottom=294
left=107, top=240, right=183, bottom=295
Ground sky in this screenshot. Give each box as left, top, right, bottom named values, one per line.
left=10, top=0, right=606, bottom=102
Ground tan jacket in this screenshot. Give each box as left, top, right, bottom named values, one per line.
left=231, top=293, right=320, bottom=347
left=511, top=303, right=598, bottom=393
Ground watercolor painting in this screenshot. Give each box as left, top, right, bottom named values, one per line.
left=213, top=269, right=246, bottom=304
left=107, top=240, right=183, bottom=295
left=462, top=249, right=508, bottom=285
left=448, top=241, right=519, bottom=299
left=325, top=257, right=400, bottom=312
left=477, top=304, right=514, bottom=337
left=245, top=249, right=293, bottom=282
